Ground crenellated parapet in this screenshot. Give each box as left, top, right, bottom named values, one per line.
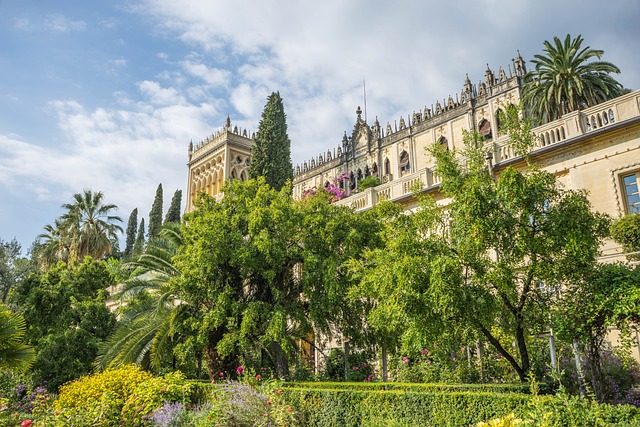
left=293, top=52, right=526, bottom=184
left=188, top=115, right=254, bottom=163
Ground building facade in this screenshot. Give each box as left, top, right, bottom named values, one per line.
left=185, top=57, right=640, bottom=361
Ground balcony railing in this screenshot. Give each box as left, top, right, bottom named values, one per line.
left=335, top=91, right=640, bottom=212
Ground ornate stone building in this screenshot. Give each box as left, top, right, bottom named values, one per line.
left=185, top=53, right=640, bottom=362
left=186, top=52, right=640, bottom=265
left=185, top=116, right=254, bottom=211
left=291, top=52, right=528, bottom=204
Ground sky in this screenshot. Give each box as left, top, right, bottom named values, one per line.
left=1, top=0, right=639, bottom=253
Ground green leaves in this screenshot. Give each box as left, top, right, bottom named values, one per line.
left=523, top=34, right=623, bottom=123
left=248, top=92, right=293, bottom=191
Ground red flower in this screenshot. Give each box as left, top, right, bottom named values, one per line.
left=255, top=374, right=262, bottom=381
left=277, top=389, right=283, bottom=394
left=267, top=400, right=272, bottom=406
left=287, top=407, right=293, bottom=412
left=21, top=421, right=33, bottom=427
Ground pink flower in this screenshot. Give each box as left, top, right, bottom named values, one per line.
left=402, top=357, right=409, bottom=364
left=362, top=363, right=367, bottom=367
left=287, top=407, right=293, bottom=412
left=433, top=343, right=437, bottom=347
left=453, top=357, right=457, bottom=362
left=255, top=374, right=262, bottom=381
left=277, top=389, right=283, bottom=394
left=21, top=421, right=33, bottom=427
left=219, top=372, right=224, bottom=377
left=237, top=366, right=244, bottom=375
left=421, top=349, right=429, bottom=355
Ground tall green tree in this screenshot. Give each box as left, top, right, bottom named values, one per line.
left=10, top=258, right=116, bottom=389
left=610, top=213, right=640, bottom=260
left=35, top=219, right=72, bottom=270
left=123, top=208, right=138, bottom=257
left=164, top=190, right=182, bottom=224
left=174, top=178, right=379, bottom=378
left=523, top=34, right=623, bottom=123
left=350, top=129, right=609, bottom=381
left=248, top=92, right=293, bottom=191
left=36, top=190, right=123, bottom=268
left=0, top=238, right=35, bottom=303
left=132, top=218, right=146, bottom=257
left=97, top=222, right=184, bottom=373
left=0, top=303, right=35, bottom=371
left=148, top=184, right=164, bottom=240
left=554, top=263, right=640, bottom=402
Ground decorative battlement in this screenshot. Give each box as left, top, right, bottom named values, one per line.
left=293, top=51, right=527, bottom=179
left=188, top=116, right=254, bottom=163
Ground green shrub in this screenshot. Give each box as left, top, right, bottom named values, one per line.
left=52, top=365, right=152, bottom=426
left=284, top=381, right=539, bottom=394
left=283, top=387, right=531, bottom=427
left=121, top=371, right=194, bottom=426
left=320, top=349, right=374, bottom=382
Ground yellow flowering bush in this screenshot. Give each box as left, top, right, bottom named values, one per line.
left=52, top=365, right=152, bottom=426
left=477, top=413, right=525, bottom=426
left=121, top=371, right=193, bottom=426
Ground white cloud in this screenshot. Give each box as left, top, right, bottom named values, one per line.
left=44, top=13, right=87, bottom=32
left=12, top=17, right=31, bottom=30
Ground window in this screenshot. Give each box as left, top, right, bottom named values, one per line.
left=399, top=150, right=410, bottom=173
left=623, top=172, right=640, bottom=214
left=478, top=119, right=492, bottom=140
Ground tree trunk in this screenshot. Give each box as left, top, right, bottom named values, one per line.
left=272, top=341, right=289, bottom=378
left=515, top=320, right=530, bottom=377
left=477, top=321, right=527, bottom=381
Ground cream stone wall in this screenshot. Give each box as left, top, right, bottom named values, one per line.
left=185, top=119, right=253, bottom=212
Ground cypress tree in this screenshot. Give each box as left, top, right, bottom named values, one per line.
left=123, top=208, right=138, bottom=257
left=148, top=184, right=163, bottom=240
left=132, top=218, right=146, bottom=257
left=164, top=190, right=182, bottom=224
left=248, top=91, right=293, bottom=191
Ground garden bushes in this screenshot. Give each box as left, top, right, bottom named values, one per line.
left=283, top=386, right=531, bottom=427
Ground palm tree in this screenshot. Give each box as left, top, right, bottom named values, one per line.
left=0, top=303, right=35, bottom=371
left=523, top=34, right=624, bottom=123
left=35, top=218, right=72, bottom=269
left=96, top=222, right=183, bottom=371
left=61, top=189, right=123, bottom=261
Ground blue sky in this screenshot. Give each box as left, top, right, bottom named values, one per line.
left=1, top=0, right=639, bottom=252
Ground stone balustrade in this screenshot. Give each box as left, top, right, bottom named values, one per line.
left=335, top=91, right=640, bottom=212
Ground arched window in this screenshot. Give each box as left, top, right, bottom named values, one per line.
left=437, top=136, right=448, bottom=150
left=372, top=163, right=378, bottom=176
left=478, top=118, right=492, bottom=140
left=399, top=150, right=410, bottom=174
left=349, top=171, right=356, bottom=191
left=384, top=158, right=391, bottom=176
left=357, top=169, right=363, bottom=181
left=364, top=165, right=370, bottom=177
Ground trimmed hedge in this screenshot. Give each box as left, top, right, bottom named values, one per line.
left=283, top=387, right=531, bottom=427
left=284, top=381, right=541, bottom=394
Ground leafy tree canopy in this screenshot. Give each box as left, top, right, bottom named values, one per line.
left=350, top=123, right=609, bottom=381
left=9, top=257, right=116, bottom=390
left=148, top=184, right=164, bottom=240
left=248, top=92, right=293, bottom=191
left=523, top=34, right=623, bottom=123
left=173, top=177, right=380, bottom=378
